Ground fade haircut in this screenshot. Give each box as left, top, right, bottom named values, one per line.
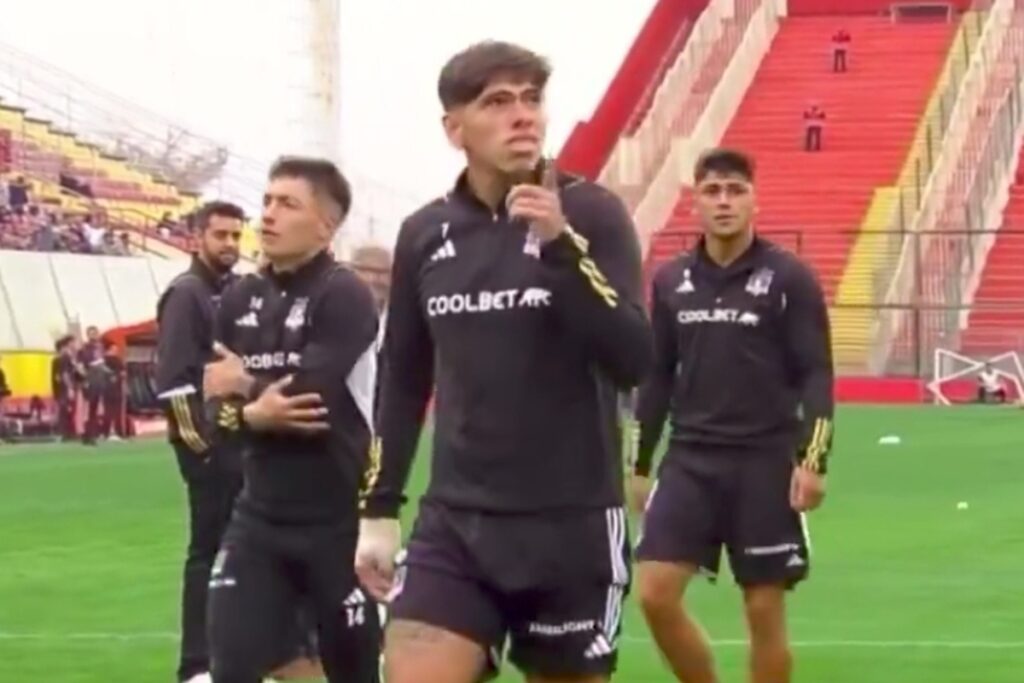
left=438, top=41, right=552, bottom=111
left=269, top=156, right=352, bottom=226
left=694, top=148, right=756, bottom=184
left=195, top=200, right=246, bottom=232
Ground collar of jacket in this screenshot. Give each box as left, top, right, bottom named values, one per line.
left=189, top=254, right=233, bottom=292
left=261, top=249, right=334, bottom=289
left=691, top=233, right=765, bottom=278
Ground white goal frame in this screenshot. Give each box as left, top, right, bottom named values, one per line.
left=927, top=348, right=1024, bottom=406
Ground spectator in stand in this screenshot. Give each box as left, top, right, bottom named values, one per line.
left=82, top=214, right=106, bottom=253
left=804, top=103, right=826, bottom=152
left=33, top=214, right=58, bottom=252
left=832, top=29, right=851, bottom=73
left=0, top=177, right=9, bottom=208
left=8, top=176, right=29, bottom=213
left=100, top=230, right=126, bottom=256
left=158, top=212, right=176, bottom=240
left=67, top=217, right=88, bottom=253
left=117, top=232, right=132, bottom=255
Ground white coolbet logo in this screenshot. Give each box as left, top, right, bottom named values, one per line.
left=242, top=351, right=302, bottom=370
left=677, top=308, right=760, bottom=326
left=427, top=288, right=551, bottom=317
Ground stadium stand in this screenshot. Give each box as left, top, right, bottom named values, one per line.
left=0, top=101, right=202, bottom=255
left=556, top=0, right=1024, bottom=401
left=558, top=0, right=712, bottom=179
left=962, top=153, right=1024, bottom=350
left=648, top=15, right=959, bottom=302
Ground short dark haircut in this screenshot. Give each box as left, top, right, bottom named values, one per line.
left=438, top=41, right=551, bottom=110
left=195, top=200, right=245, bottom=231
left=269, top=156, right=352, bottom=224
left=694, top=148, right=756, bottom=183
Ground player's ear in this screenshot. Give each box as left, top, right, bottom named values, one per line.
left=443, top=112, right=464, bottom=151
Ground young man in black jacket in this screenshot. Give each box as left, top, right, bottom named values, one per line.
left=631, top=148, right=834, bottom=683
left=355, top=41, right=652, bottom=683
left=202, top=157, right=380, bottom=683
left=155, top=200, right=245, bottom=683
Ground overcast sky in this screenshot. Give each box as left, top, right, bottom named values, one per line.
left=0, top=0, right=655, bottom=246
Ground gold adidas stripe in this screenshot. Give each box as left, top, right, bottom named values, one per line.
left=565, top=224, right=590, bottom=254
left=358, top=436, right=383, bottom=509
left=803, top=418, right=832, bottom=472
left=579, top=257, right=619, bottom=308
left=172, top=395, right=208, bottom=453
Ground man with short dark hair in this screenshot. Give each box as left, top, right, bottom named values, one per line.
left=631, top=148, right=834, bottom=683
left=156, top=200, right=245, bottom=683
left=201, top=157, right=381, bottom=683
left=355, top=41, right=652, bottom=683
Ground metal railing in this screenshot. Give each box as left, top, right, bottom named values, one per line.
left=847, top=301, right=1024, bottom=376
left=601, top=0, right=765, bottom=210
left=885, top=8, right=988, bottom=236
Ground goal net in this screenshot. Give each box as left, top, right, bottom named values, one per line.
left=928, top=348, right=1024, bottom=405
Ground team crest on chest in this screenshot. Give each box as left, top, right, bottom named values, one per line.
left=285, top=297, right=309, bottom=330
left=745, top=267, right=774, bottom=297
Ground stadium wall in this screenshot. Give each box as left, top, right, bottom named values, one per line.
left=557, top=0, right=708, bottom=178
left=0, top=250, right=195, bottom=395
left=787, top=0, right=971, bottom=14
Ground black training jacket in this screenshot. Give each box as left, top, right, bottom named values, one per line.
left=634, top=236, right=835, bottom=475
left=212, top=251, right=378, bottom=527
left=361, top=170, right=653, bottom=518
left=156, top=256, right=235, bottom=456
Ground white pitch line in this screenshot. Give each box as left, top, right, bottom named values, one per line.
left=1, top=632, right=1022, bottom=650
left=622, top=636, right=1024, bottom=649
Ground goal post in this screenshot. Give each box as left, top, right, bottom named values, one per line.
left=927, top=348, right=1024, bottom=405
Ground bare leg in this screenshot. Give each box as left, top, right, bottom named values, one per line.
left=383, top=619, right=487, bottom=683
left=742, top=584, right=791, bottom=683
left=637, top=561, right=718, bottom=683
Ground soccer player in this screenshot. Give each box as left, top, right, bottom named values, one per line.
left=630, top=148, right=834, bottom=683
left=155, top=200, right=245, bottom=683
left=354, top=41, right=653, bottom=683
left=202, top=157, right=381, bottom=683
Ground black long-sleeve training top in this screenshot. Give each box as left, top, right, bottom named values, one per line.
left=212, top=251, right=378, bottom=527
left=156, top=256, right=235, bottom=455
left=634, top=236, right=834, bottom=475
left=360, top=171, right=653, bottom=518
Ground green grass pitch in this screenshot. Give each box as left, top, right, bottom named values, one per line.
left=0, top=405, right=1022, bottom=682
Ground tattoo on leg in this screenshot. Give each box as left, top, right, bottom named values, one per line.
left=386, top=619, right=454, bottom=647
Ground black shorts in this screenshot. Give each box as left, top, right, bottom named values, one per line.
left=388, top=502, right=630, bottom=679
left=208, top=518, right=381, bottom=682
left=635, top=445, right=810, bottom=588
